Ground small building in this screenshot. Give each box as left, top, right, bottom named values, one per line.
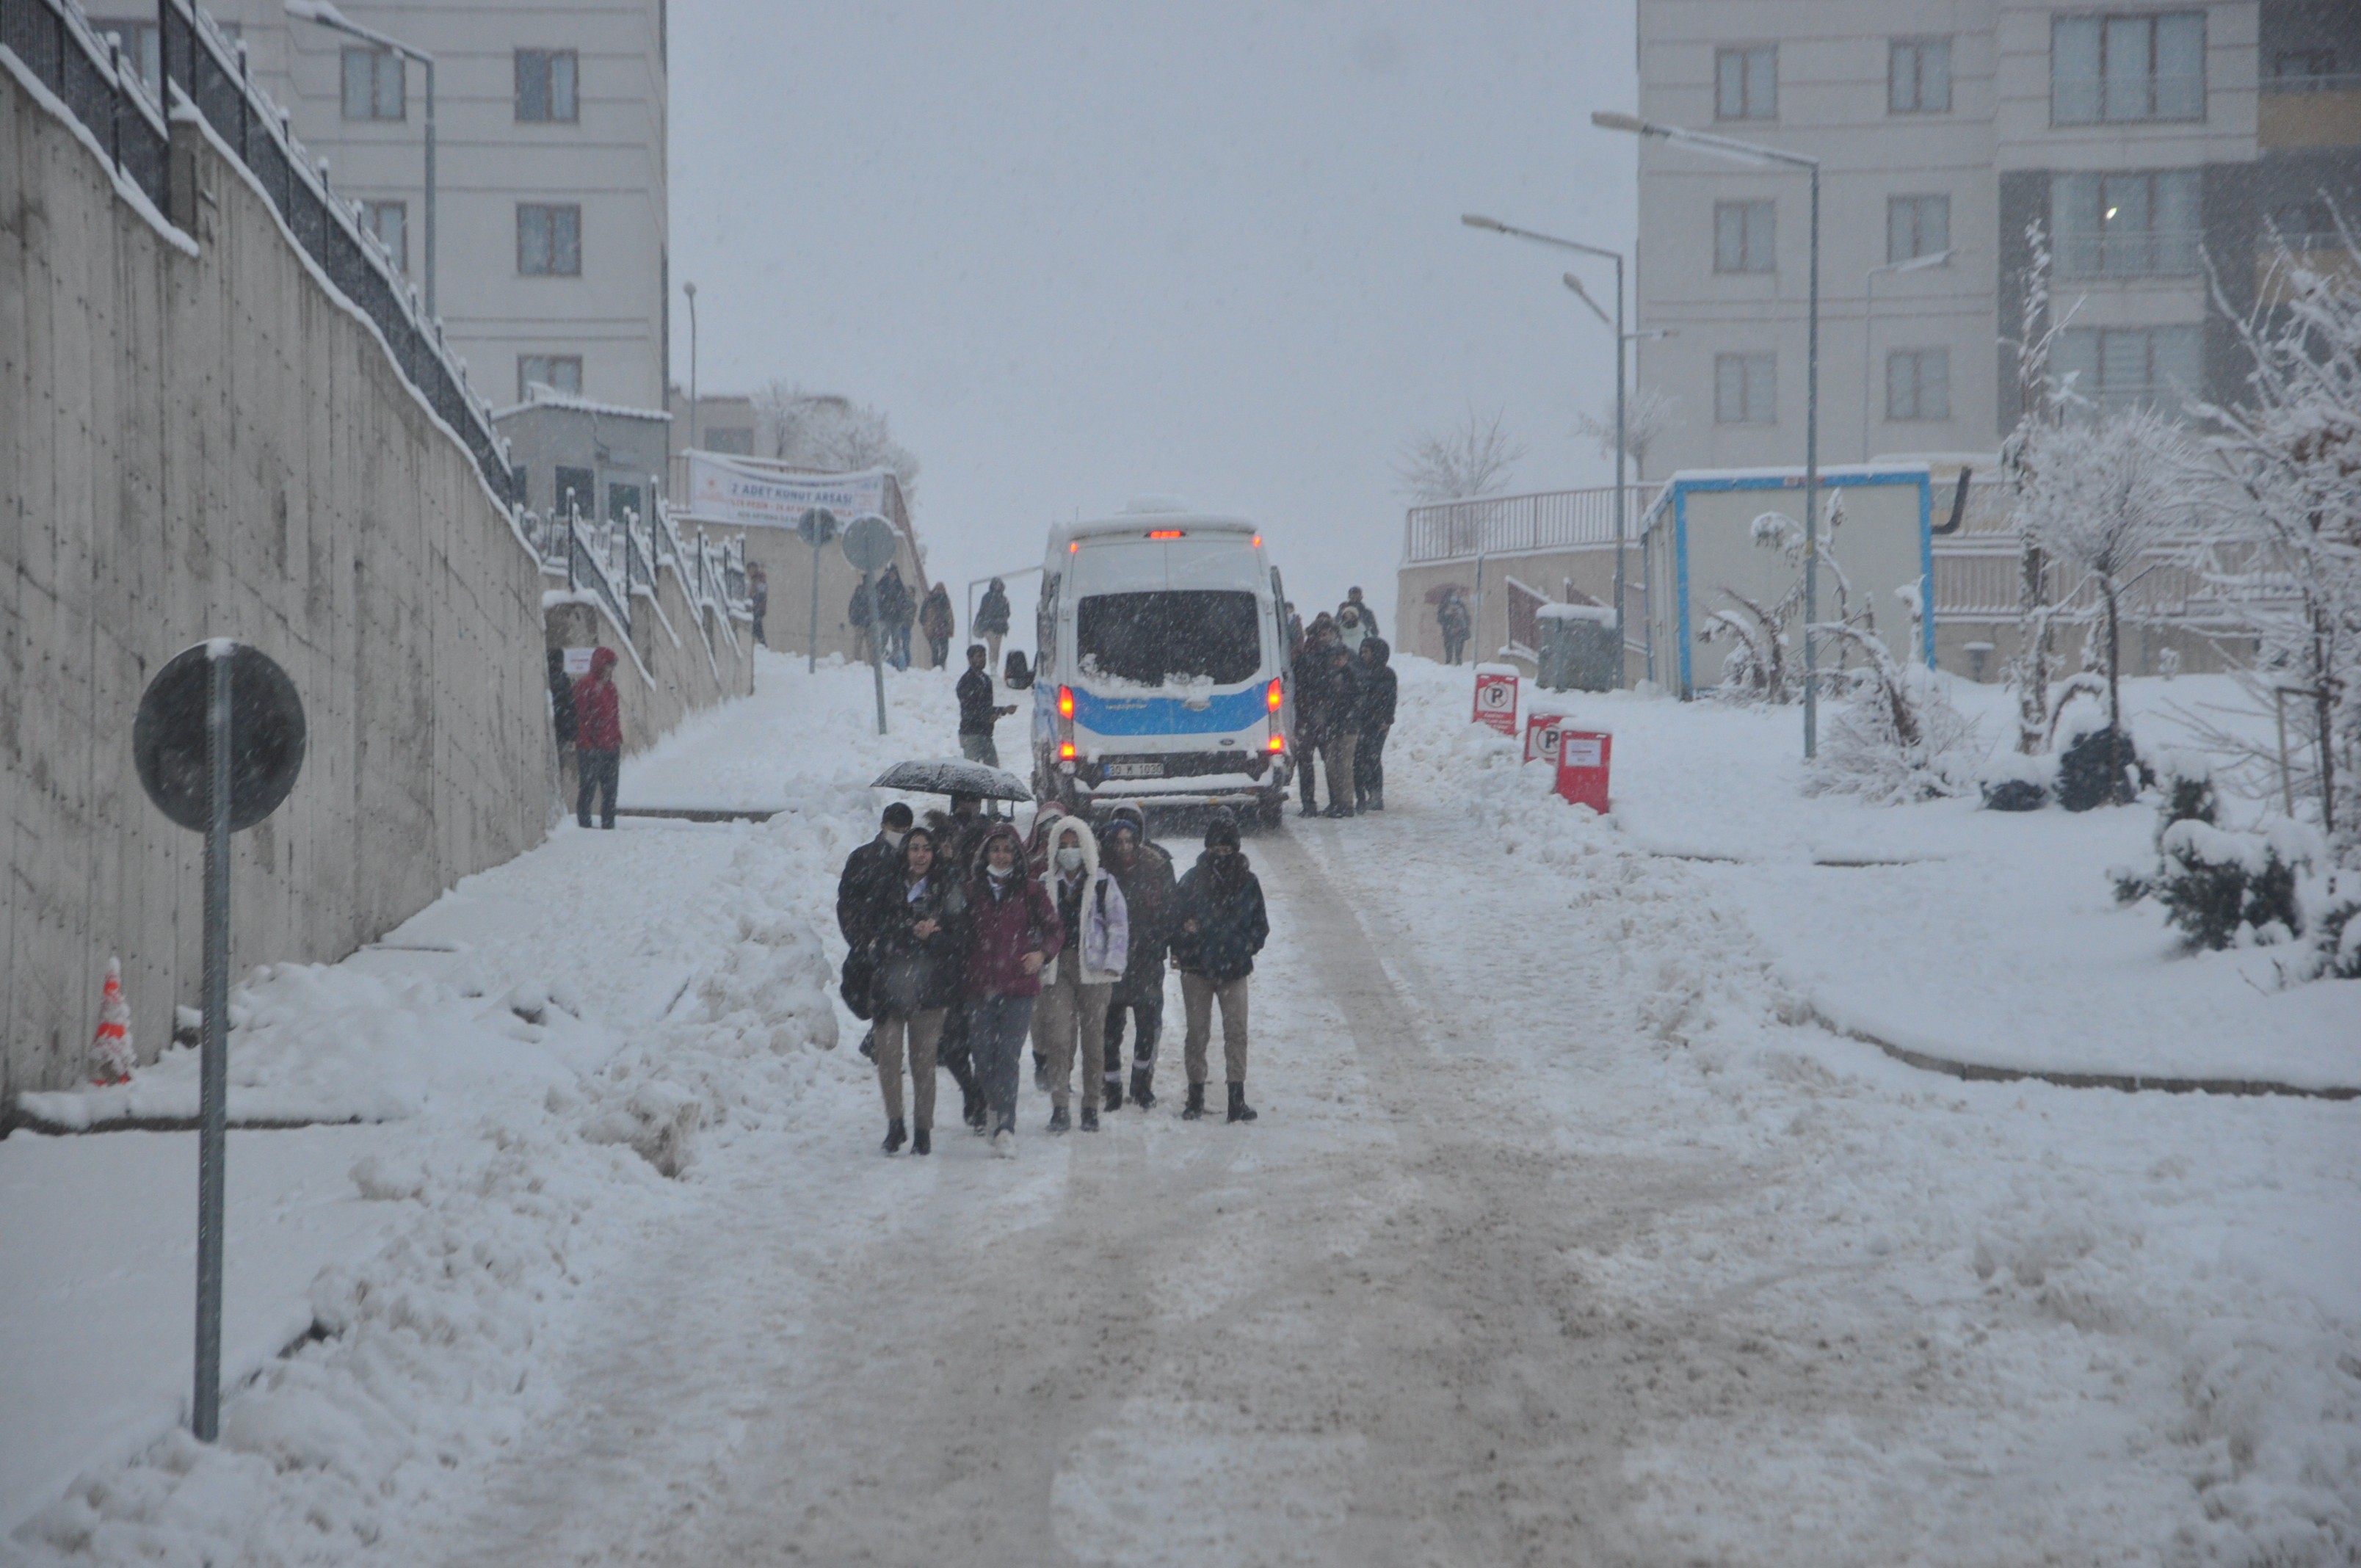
left=1642, top=465, right=1934, bottom=700
left=493, top=388, right=671, bottom=526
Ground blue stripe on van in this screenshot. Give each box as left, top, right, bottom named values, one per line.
left=1072, top=684, right=1268, bottom=736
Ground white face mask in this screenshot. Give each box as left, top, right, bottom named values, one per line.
left=1056, top=847, right=1084, bottom=873
left=987, top=861, right=1015, bottom=880
left=883, top=829, right=907, bottom=849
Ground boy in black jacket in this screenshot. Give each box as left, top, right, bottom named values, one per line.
left=1354, top=637, right=1398, bottom=813
left=1169, top=810, right=1270, bottom=1122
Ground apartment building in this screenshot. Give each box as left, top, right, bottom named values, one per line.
left=104, top=0, right=672, bottom=413
left=1631, top=1, right=2360, bottom=473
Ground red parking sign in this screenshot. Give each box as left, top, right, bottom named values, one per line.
left=1472, top=667, right=1519, bottom=736
left=1525, top=712, right=1566, bottom=764
left=1554, top=729, right=1612, bottom=814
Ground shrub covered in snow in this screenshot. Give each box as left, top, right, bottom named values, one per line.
left=1805, top=625, right=1983, bottom=804
left=1979, top=749, right=2056, bottom=812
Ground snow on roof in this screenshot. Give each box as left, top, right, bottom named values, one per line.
left=1537, top=603, right=1616, bottom=623
left=490, top=386, right=672, bottom=423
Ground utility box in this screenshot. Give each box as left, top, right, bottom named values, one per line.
left=1537, top=603, right=1619, bottom=692
left=1640, top=465, right=1935, bottom=699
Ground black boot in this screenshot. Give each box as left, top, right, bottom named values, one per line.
left=1080, top=1103, right=1099, bottom=1132
left=1182, top=1082, right=1207, bottom=1120
left=858, top=1027, right=877, bottom=1061
left=1048, top=1103, right=1071, bottom=1133
left=912, top=1127, right=931, bottom=1156
left=1129, top=1067, right=1156, bottom=1109
left=1227, top=1083, right=1258, bottom=1123
left=883, top=1117, right=907, bottom=1154
left=1104, top=1078, right=1124, bottom=1114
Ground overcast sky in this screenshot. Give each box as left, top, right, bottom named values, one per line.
left=670, top=0, right=1638, bottom=617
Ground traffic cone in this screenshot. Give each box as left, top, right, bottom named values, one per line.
left=90, top=957, right=134, bottom=1086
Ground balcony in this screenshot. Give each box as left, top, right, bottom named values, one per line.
left=2259, top=72, right=2361, bottom=148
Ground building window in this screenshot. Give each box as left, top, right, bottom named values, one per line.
left=2052, top=12, right=2204, bottom=124
left=2268, top=49, right=2338, bottom=88
left=518, top=355, right=584, bottom=400
left=1714, top=200, right=1777, bottom=273
left=607, top=482, right=644, bottom=525
left=1887, top=349, right=1951, bottom=421
left=1886, top=195, right=1951, bottom=264
left=554, top=465, right=596, bottom=521
left=704, top=427, right=756, bottom=455
left=517, top=204, right=582, bottom=276
left=1715, top=46, right=1777, bottom=120
left=1890, top=37, right=1953, bottom=113
left=341, top=46, right=405, bottom=120
left=90, top=18, right=161, bottom=95
left=361, top=200, right=407, bottom=272
left=2270, top=200, right=2335, bottom=250
left=515, top=49, right=579, bottom=122
left=2053, top=325, right=2202, bottom=416
left=1715, top=353, right=1777, bottom=424
left=2053, top=170, right=2200, bottom=277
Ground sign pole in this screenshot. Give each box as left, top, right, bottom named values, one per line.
left=193, top=645, right=231, bottom=1442
left=866, top=569, right=888, bottom=736
left=808, top=540, right=822, bottom=675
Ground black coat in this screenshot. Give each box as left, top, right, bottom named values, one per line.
left=868, top=871, right=968, bottom=1016
left=1357, top=663, right=1398, bottom=733
left=957, top=668, right=998, bottom=736
left=836, top=836, right=900, bottom=945
left=1106, top=842, right=1177, bottom=999
left=975, top=586, right=1012, bottom=635
left=1170, top=854, right=1269, bottom=983
left=1313, top=658, right=1363, bottom=740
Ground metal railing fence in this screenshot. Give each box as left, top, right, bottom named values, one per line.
left=1403, top=484, right=1659, bottom=565
left=1, top=0, right=520, bottom=509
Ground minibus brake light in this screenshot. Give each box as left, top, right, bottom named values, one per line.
left=1265, top=678, right=1283, bottom=712
left=1057, top=686, right=1075, bottom=719
left=1267, top=734, right=1285, bottom=752
left=1146, top=529, right=1186, bottom=540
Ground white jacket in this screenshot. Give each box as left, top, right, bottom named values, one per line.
left=1042, top=824, right=1128, bottom=985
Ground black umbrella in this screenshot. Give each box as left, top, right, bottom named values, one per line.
left=871, top=758, right=1034, bottom=801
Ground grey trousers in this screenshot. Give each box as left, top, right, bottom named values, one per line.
left=1036, top=959, right=1111, bottom=1109
left=1180, top=973, right=1250, bottom=1085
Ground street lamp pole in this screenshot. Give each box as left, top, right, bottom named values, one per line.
left=1460, top=214, right=1635, bottom=686
left=1860, top=248, right=1951, bottom=461
left=683, top=280, right=700, bottom=453
left=284, top=2, right=435, bottom=319
left=1591, top=111, right=1821, bottom=755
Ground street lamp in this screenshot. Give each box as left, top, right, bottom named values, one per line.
left=1460, top=213, right=1636, bottom=686
left=285, top=1, right=435, bottom=320
left=1860, top=248, right=1951, bottom=461
left=683, top=280, right=700, bottom=454
left=1592, top=109, right=1824, bottom=757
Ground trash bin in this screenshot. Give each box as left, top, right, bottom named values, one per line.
left=1537, top=605, right=1619, bottom=692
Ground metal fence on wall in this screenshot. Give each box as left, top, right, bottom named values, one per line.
left=2, top=0, right=521, bottom=508
left=1404, top=485, right=1659, bottom=565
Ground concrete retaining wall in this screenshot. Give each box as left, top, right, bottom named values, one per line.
left=2, top=68, right=551, bottom=1100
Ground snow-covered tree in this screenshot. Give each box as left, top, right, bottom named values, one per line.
left=2192, top=219, right=2361, bottom=862
left=2014, top=406, right=2196, bottom=786
left=752, top=385, right=921, bottom=501
left=1395, top=407, right=1526, bottom=502
left=1997, top=223, right=2080, bottom=756
left=1573, top=387, right=1682, bottom=482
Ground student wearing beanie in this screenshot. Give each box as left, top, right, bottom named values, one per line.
left=1167, top=810, right=1269, bottom=1122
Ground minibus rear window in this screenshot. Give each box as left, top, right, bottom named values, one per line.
left=1076, top=591, right=1261, bottom=686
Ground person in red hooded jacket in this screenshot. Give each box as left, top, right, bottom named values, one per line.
left=571, top=646, right=623, bottom=829
left=962, top=821, right=1062, bottom=1155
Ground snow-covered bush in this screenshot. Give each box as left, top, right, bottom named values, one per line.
left=1806, top=627, right=1982, bottom=803
left=2298, top=879, right=2361, bottom=980
left=1979, top=749, right=2055, bottom=812
left=2149, top=819, right=2313, bottom=951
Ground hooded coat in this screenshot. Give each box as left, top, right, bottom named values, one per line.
left=1100, top=807, right=1177, bottom=1001
left=962, top=822, right=1064, bottom=999
left=1043, top=819, right=1129, bottom=986
left=1170, top=849, right=1269, bottom=984
left=867, top=851, right=968, bottom=1015
left=571, top=647, right=623, bottom=751
left=975, top=581, right=1012, bottom=636
left=1357, top=638, right=1398, bottom=732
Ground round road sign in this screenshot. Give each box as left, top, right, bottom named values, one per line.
left=797, top=507, right=840, bottom=548
left=134, top=642, right=307, bottom=833
left=841, top=513, right=897, bottom=574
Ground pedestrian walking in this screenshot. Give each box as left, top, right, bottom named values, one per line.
left=1099, top=805, right=1175, bottom=1108
left=1338, top=603, right=1370, bottom=654
left=1170, top=810, right=1268, bottom=1122
left=866, top=825, right=965, bottom=1156
left=1342, top=586, right=1381, bottom=639
left=1035, top=820, right=1128, bottom=1132
left=957, top=645, right=1016, bottom=766
left=1313, top=640, right=1363, bottom=818
left=928, top=792, right=993, bottom=1130
left=961, top=821, right=1062, bottom=1156
left=838, top=802, right=914, bottom=1058
left=1437, top=589, right=1471, bottom=666
left=1285, top=603, right=1306, bottom=667
left=921, top=581, right=954, bottom=669
left=975, top=577, right=1012, bottom=672
left=748, top=562, right=769, bottom=647
left=1023, top=801, right=1070, bottom=1088
left=1294, top=617, right=1336, bottom=817
left=877, top=565, right=915, bottom=671
left=571, top=646, right=623, bottom=829
left=1354, top=637, right=1397, bottom=813
left=848, top=579, right=876, bottom=664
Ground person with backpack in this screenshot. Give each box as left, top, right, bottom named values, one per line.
left=962, top=821, right=1062, bottom=1155
left=865, top=825, right=966, bottom=1156
left=920, top=581, right=954, bottom=669
left=837, top=802, right=913, bottom=1063
left=1099, top=806, right=1175, bottom=1109
left=1035, top=819, right=1128, bottom=1132
left=1169, top=810, right=1269, bottom=1122
left=1354, top=636, right=1398, bottom=813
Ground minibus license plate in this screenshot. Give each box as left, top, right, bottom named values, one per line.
left=1105, top=761, right=1164, bottom=779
